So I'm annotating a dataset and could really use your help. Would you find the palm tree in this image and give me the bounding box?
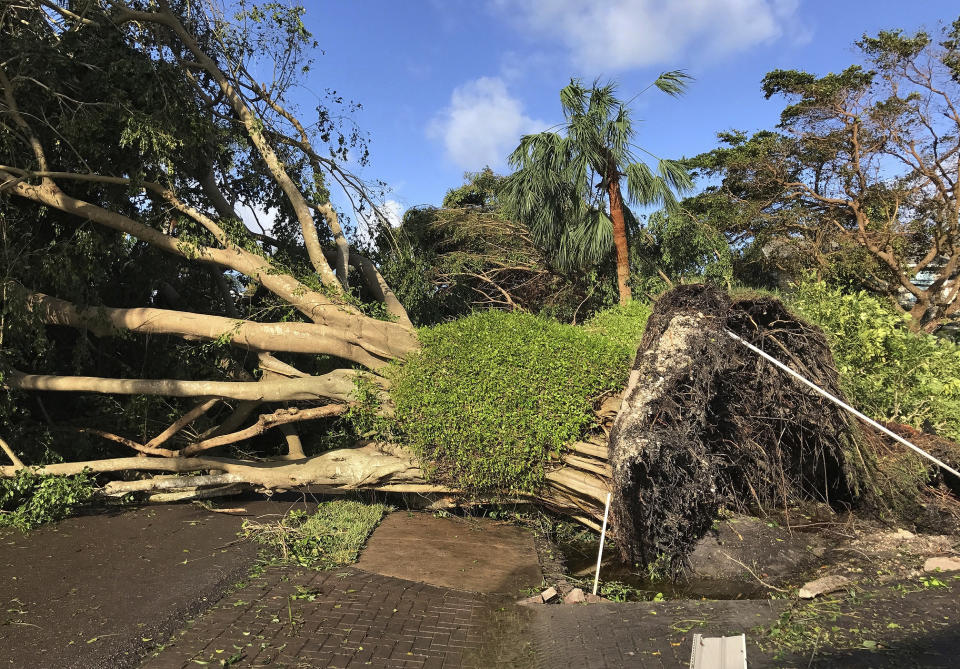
[501,74,693,304]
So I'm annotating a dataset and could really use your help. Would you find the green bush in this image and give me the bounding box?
[790,281,960,441]
[389,306,650,493]
[240,501,387,570]
[0,469,95,531]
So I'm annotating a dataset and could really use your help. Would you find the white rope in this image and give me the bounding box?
[592,492,612,596]
[725,329,960,483]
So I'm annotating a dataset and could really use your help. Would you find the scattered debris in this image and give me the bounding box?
[923,557,960,572]
[798,575,852,599]
[563,587,586,604]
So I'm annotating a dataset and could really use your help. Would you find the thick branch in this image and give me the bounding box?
[19,285,414,368]
[146,398,220,450]
[5,368,366,403]
[0,442,426,490]
[0,176,417,362]
[0,437,24,469]
[114,2,342,292]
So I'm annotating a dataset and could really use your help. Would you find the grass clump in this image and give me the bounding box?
[389,306,651,494]
[0,469,95,531]
[790,280,960,441]
[240,500,387,570]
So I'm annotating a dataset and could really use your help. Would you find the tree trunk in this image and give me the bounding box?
[607,166,632,305]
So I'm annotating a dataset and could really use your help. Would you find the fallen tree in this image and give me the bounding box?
[0,1,615,527]
[0,1,413,461]
[1,3,957,574]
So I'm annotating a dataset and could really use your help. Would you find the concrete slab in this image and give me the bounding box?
[357,512,542,594]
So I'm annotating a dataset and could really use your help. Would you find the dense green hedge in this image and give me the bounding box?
[790,281,960,442]
[389,302,651,493]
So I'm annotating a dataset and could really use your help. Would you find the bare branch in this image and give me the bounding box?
[4,368,368,403]
[181,404,346,456]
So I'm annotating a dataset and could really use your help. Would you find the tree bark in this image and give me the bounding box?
[15,284,413,370]
[607,166,632,304]
[4,368,370,403]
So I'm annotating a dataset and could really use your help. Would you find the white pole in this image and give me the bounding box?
[592,491,612,596]
[725,329,960,483]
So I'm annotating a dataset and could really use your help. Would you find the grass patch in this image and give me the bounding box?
[240,501,388,570]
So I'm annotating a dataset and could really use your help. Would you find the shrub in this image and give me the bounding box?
[790,281,960,441]
[240,500,387,570]
[582,300,653,351]
[389,306,651,493]
[0,469,95,531]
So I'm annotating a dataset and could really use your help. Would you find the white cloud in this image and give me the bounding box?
[493,0,802,71]
[427,77,547,170]
[379,199,404,228]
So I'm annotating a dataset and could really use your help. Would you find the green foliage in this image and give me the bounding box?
[0,470,95,531]
[376,184,618,325]
[441,167,502,208]
[345,374,392,438]
[582,300,653,351]
[631,209,734,295]
[389,307,650,493]
[790,281,960,441]
[240,501,387,570]
[685,18,960,329]
[501,77,693,275]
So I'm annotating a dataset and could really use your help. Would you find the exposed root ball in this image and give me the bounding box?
[610,285,867,575]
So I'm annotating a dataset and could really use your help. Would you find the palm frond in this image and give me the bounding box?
[653,70,693,97]
[657,159,694,194]
[560,79,588,119]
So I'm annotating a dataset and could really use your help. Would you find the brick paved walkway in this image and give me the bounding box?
[142,567,496,669]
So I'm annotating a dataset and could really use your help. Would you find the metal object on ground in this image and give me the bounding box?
[689,633,747,669]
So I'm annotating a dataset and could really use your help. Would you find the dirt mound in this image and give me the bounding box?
[609,285,871,575]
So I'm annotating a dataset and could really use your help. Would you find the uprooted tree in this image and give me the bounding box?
[1,1,957,572]
[0,0,616,519]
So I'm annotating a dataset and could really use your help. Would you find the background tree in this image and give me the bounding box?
[500,76,693,304]
[376,169,617,325]
[686,19,960,332]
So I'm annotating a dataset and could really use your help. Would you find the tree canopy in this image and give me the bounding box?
[685,19,960,331]
[0,0,414,468]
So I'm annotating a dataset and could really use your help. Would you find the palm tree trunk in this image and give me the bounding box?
[607,169,633,304]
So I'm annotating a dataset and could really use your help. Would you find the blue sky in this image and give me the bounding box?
[282,1,960,233]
